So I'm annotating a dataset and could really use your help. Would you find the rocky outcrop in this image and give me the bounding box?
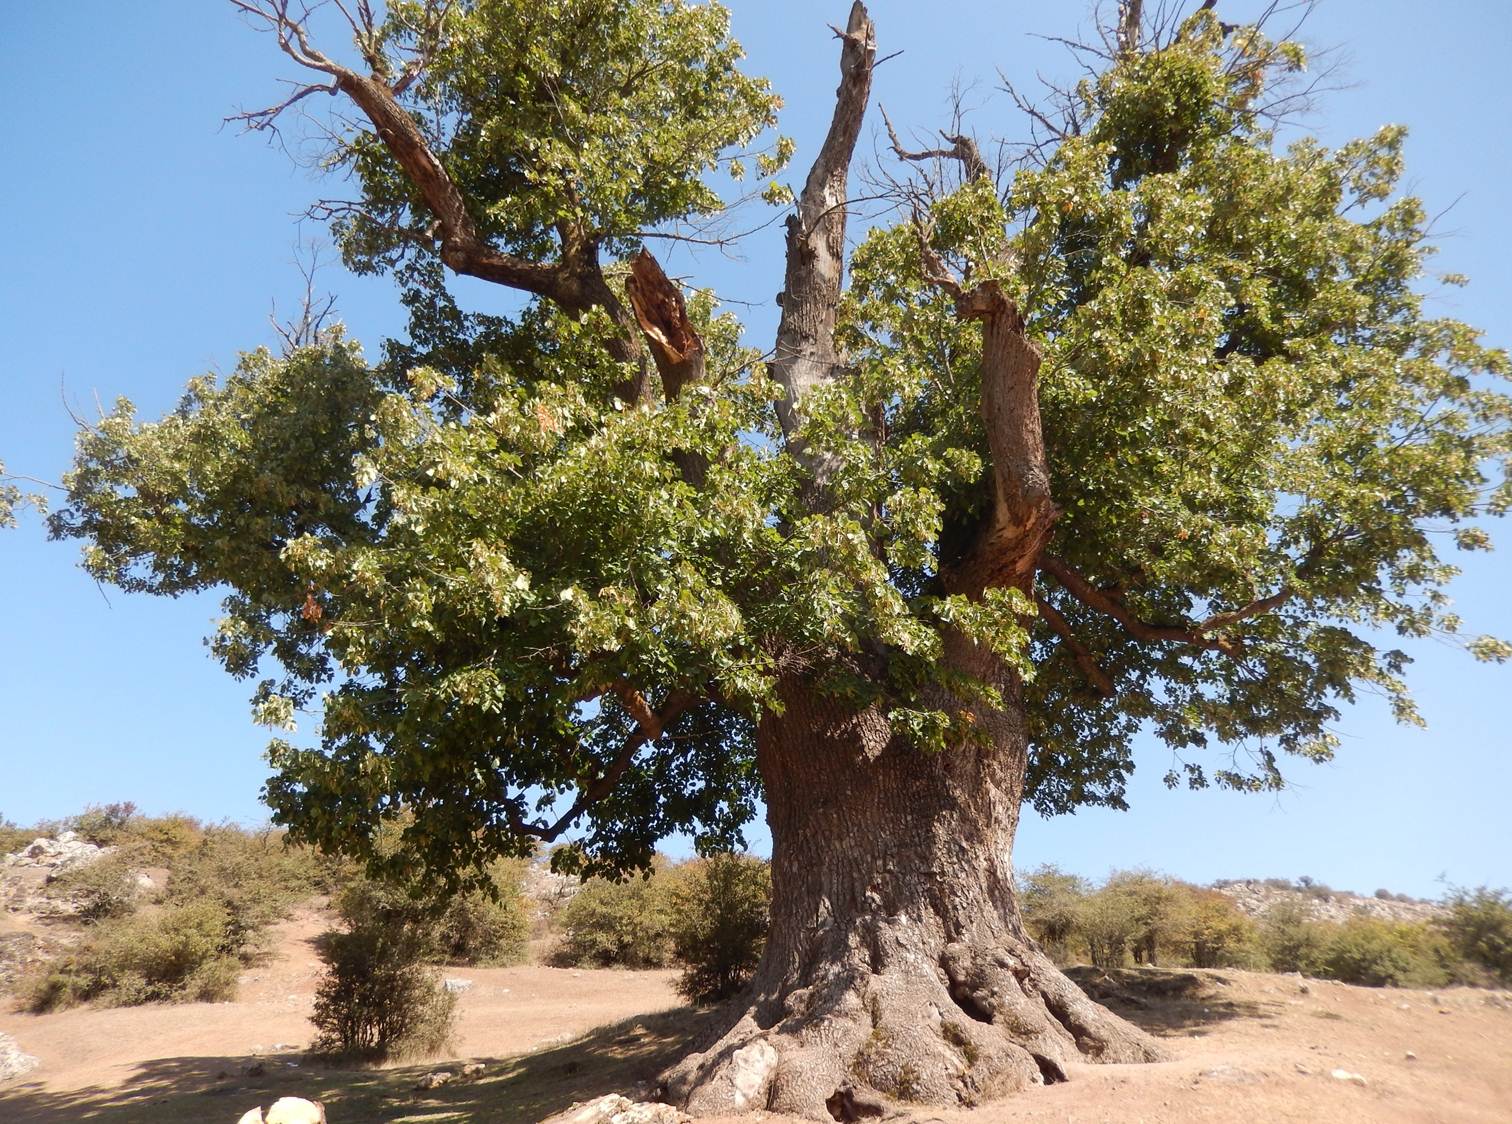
[3,831,111,874]
[0,1032,39,1084]
[1213,880,1447,925]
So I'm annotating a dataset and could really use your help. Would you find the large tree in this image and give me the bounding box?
[52,0,1510,1116]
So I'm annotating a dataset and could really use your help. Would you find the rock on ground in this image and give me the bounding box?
[0,1032,40,1084]
[538,1093,691,1124]
[237,1096,326,1123]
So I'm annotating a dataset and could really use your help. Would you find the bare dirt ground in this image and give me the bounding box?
[1,907,1509,1123]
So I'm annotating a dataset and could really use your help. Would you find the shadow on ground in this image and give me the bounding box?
[1065,965,1282,1038]
[0,1006,724,1124]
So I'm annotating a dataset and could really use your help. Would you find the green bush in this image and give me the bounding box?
[310,921,456,1060]
[334,858,530,967]
[1077,885,1140,970]
[1439,886,1512,985]
[1103,871,1191,967]
[553,864,677,968]
[44,854,144,923]
[25,900,241,1011]
[121,813,205,865]
[1317,916,1454,988]
[163,826,322,958]
[0,816,33,855]
[64,802,139,847]
[1259,900,1329,975]
[1184,889,1260,969]
[667,854,770,1004]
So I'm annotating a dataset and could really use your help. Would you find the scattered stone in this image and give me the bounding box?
[0,1032,39,1084]
[537,1093,691,1124]
[241,1062,266,1078]
[415,1070,455,1091]
[1404,1051,1418,1062]
[1330,1068,1368,1087]
[1398,1002,1411,1010]
[461,1062,487,1078]
[1197,1064,1261,1085]
[1297,982,1311,995]
[443,977,473,993]
[1294,1063,1312,1075]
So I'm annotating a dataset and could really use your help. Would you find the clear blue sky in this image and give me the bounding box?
[1,2,1507,898]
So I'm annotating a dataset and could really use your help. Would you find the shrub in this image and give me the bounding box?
[64,802,139,846]
[667,854,771,1004]
[310,921,456,1060]
[1438,886,1512,984]
[122,813,205,865]
[0,816,33,855]
[432,880,530,966]
[44,853,144,923]
[1184,890,1260,969]
[334,858,530,967]
[163,826,322,958]
[1019,866,1090,964]
[1317,916,1454,988]
[553,863,677,968]
[1260,900,1328,975]
[25,901,240,1011]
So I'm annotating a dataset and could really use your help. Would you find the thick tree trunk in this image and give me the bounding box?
[662,647,1164,1119]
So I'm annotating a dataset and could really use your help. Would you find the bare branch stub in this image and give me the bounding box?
[770,1,877,458]
[626,248,706,401]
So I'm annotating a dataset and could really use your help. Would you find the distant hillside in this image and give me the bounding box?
[1212,878,1447,925]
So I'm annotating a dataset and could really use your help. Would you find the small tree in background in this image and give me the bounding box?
[1260,900,1329,976]
[553,862,679,969]
[310,922,456,1060]
[1020,866,1091,964]
[1184,890,1258,969]
[669,854,772,1004]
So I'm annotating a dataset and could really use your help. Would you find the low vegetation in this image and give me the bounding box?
[550,853,771,1004]
[6,805,1509,1027]
[310,917,457,1061]
[1020,866,1512,989]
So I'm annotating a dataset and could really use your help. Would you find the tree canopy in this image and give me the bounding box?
[51,0,1510,886]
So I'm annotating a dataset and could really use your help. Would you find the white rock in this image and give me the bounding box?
[1330,1068,1368,1087]
[538,1093,691,1124]
[444,977,474,993]
[264,1097,326,1123]
[1404,1050,1418,1061]
[727,1039,779,1110]
[0,1032,39,1084]
[236,1109,264,1124]
[415,1070,454,1090]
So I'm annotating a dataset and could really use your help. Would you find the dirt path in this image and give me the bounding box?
[1,911,1508,1123]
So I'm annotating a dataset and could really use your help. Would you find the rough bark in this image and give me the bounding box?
[662,640,1165,1119]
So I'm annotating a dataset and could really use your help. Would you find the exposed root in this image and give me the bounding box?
[661,934,1166,1120]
